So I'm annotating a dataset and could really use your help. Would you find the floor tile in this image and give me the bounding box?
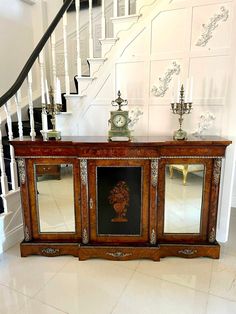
[0,245,72,297]
[0,284,28,314]
[112,271,208,314]
[210,253,236,301]
[137,257,213,292]
[35,259,134,314]
[17,298,67,314]
[206,294,236,314]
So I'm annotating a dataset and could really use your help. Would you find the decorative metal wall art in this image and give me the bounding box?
[192,112,216,136]
[196,6,229,47]
[17,158,26,184]
[151,61,180,97]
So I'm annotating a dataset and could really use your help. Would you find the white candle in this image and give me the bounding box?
[171,81,175,103]
[42,110,48,132]
[45,79,50,104]
[184,78,189,103]
[56,77,62,104]
[176,78,180,102]
[189,77,193,102]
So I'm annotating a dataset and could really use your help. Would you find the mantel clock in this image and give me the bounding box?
[108,91,131,141]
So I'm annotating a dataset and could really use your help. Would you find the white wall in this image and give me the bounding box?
[232,171,236,207]
[0,0,35,96]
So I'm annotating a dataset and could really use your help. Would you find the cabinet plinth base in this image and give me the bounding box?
[78,245,160,261]
[20,241,78,257]
[20,242,220,260]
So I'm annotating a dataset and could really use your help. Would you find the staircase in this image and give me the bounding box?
[0,0,170,252]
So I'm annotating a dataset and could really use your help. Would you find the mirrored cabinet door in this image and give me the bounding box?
[35,163,75,233]
[164,163,205,234]
[158,159,212,242]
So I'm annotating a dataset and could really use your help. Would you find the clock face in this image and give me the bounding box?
[113,114,126,128]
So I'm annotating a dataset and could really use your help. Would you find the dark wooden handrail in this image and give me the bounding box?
[0,0,74,107]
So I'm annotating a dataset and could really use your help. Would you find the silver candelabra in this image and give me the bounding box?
[171,84,192,140]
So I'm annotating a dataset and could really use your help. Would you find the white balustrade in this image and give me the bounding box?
[27,70,36,139]
[4,101,19,190]
[39,53,48,132]
[89,0,94,58]
[15,89,23,140]
[113,0,118,17]
[75,0,82,77]
[0,116,9,202]
[50,32,57,100]
[101,0,106,39]
[63,12,70,94]
[125,0,130,15]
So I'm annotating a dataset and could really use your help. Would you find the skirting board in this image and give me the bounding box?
[232,197,236,208]
[0,224,24,254]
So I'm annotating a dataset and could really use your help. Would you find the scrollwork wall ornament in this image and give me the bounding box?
[150,229,156,245]
[17,159,26,184]
[196,6,229,47]
[82,228,89,244]
[80,159,88,186]
[192,112,216,136]
[209,227,216,243]
[213,159,222,185]
[151,61,180,97]
[151,159,158,187]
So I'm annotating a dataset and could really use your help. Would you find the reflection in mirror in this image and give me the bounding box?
[164,164,205,234]
[35,164,75,233]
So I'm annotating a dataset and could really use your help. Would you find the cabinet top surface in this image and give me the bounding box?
[11,136,231,146]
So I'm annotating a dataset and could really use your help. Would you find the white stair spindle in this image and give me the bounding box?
[0,116,9,200]
[39,52,48,132]
[15,90,23,140]
[125,0,129,15]
[27,70,36,139]
[75,0,82,77]
[50,33,57,100]
[4,101,18,190]
[63,12,70,94]
[101,0,106,39]
[113,0,118,17]
[89,0,94,58]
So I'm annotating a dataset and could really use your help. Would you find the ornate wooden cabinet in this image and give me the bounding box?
[11,136,231,261]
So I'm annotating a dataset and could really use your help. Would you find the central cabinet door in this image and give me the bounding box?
[88,159,150,243]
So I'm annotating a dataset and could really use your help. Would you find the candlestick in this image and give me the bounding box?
[45,79,50,104]
[171,84,193,140]
[56,78,62,104]
[189,77,193,102]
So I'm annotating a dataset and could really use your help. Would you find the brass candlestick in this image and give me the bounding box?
[42,87,62,140]
[171,84,192,140]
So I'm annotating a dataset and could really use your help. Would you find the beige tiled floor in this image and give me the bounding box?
[0,209,235,314]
